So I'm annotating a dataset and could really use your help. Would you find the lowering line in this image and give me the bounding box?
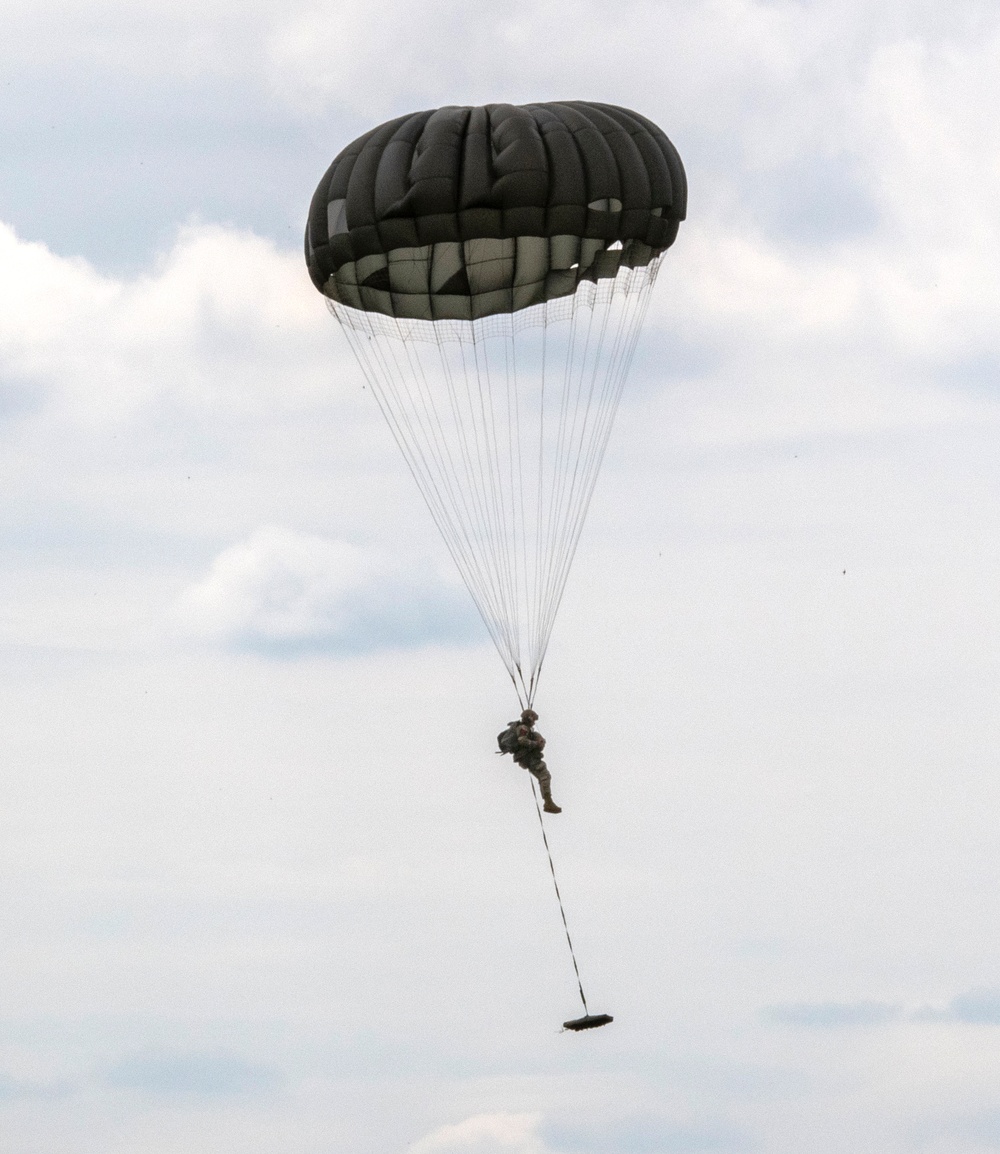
[528,775,589,1014]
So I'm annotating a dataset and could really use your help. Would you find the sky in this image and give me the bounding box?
[4,0,1000,1151]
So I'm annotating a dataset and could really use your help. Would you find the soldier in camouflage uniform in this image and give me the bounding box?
[497,708,561,813]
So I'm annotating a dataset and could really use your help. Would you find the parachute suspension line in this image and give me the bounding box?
[329,256,662,707]
[433,316,522,694]
[422,325,520,672]
[468,326,529,700]
[533,278,655,680]
[535,294,586,673]
[535,284,601,667]
[341,321,517,679]
[430,324,522,672]
[538,279,642,650]
[527,309,551,709]
[536,289,604,685]
[449,330,516,672]
[529,774,589,1014]
[471,324,522,685]
[525,265,663,693]
[503,317,527,690]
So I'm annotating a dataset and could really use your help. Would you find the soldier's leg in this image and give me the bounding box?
[529,760,561,813]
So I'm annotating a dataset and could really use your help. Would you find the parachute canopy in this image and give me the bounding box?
[306,102,686,322]
[306,103,684,705]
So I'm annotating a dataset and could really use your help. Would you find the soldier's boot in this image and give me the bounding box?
[534,764,562,814]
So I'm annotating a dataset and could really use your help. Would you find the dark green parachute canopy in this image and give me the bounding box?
[305,101,687,322]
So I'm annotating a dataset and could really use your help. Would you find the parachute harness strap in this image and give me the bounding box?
[529,775,589,1014]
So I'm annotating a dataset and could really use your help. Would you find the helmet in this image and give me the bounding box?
[521,709,539,724]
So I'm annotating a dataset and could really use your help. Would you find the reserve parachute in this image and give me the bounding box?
[305,101,686,706]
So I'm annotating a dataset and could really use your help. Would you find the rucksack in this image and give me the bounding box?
[497,724,520,755]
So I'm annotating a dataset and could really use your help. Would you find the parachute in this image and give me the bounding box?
[306,101,685,1032]
[306,101,686,706]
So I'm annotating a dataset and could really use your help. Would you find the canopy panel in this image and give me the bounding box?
[306,102,686,322]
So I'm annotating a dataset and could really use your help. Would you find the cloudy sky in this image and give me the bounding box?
[4,1,1000,1151]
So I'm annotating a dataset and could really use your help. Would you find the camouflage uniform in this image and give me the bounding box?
[498,709,561,813]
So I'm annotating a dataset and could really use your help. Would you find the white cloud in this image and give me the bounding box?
[3,5,999,454]
[855,33,1000,362]
[411,1113,546,1154]
[0,0,296,78]
[265,0,813,121]
[915,990,1000,1025]
[0,220,342,428]
[173,525,477,652]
